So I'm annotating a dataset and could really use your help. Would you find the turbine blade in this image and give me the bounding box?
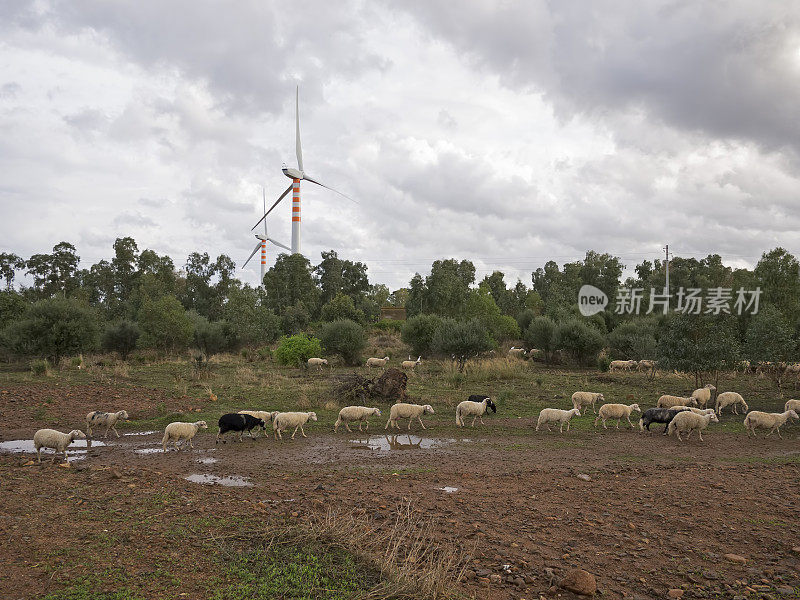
[303,174,357,204]
[251,184,293,231]
[242,241,262,268]
[267,238,291,252]
[296,85,303,173]
[262,186,267,236]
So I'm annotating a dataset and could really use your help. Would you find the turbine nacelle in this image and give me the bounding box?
[282,166,304,180]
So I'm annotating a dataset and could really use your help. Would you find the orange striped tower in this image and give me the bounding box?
[259,239,266,283]
[291,178,301,254]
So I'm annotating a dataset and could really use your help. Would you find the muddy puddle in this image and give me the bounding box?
[0,439,106,461]
[197,457,219,465]
[185,474,252,487]
[349,435,469,453]
[124,430,158,436]
[438,486,459,493]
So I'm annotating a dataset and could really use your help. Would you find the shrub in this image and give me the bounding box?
[274,333,322,367]
[102,320,140,360]
[516,308,538,334]
[597,355,612,372]
[137,295,193,353]
[194,318,239,357]
[431,318,494,372]
[30,359,49,376]
[375,319,403,333]
[281,302,311,335]
[523,316,557,362]
[320,319,366,366]
[607,319,657,360]
[4,297,99,364]
[401,314,444,356]
[554,319,605,366]
[320,293,365,324]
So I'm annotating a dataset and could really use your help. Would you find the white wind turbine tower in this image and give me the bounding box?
[243,188,291,285]
[251,86,353,255]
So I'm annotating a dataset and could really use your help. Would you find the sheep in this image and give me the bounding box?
[656,395,698,409]
[334,406,382,432]
[535,408,581,433]
[743,410,799,439]
[609,360,637,372]
[637,359,656,373]
[366,356,390,368]
[667,411,719,442]
[691,384,717,409]
[385,403,435,431]
[307,357,328,370]
[33,429,86,463]
[238,410,278,438]
[571,391,605,415]
[594,403,641,429]
[783,399,800,414]
[455,395,497,427]
[216,413,266,444]
[639,408,685,435]
[715,391,748,415]
[273,411,318,440]
[85,410,129,439]
[162,421,208,451]
[401,356,422,369]
[508,346,527,358]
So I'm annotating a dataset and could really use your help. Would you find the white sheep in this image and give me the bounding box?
[637,359,656,373]
[667,411,719,442]
[676,407,717,416]
[307,357,328,370]
[455,396,497,427]
[656,395,698,409]
[783,399,800,413]
[715,391,748,415]
[401,356,422,369]
[743,410,799,439]
[33,429,86,463]
[691,384,717,409]
[385,403,435,431]
[85,410,129,438]
[162,421,208,451]
[238,410,279,438]
[273,411,318,440]
[366,356,390,368]
[334,406,382,432]
[535,408,581,433]
[571,391,605,414]
[594,403,641,429]
[609,360,637,372]
[508,346,527,358]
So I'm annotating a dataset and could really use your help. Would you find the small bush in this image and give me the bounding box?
[70,355,83,368]
[375,319,403,333]
[597,355,612,372]
[320,319,366,366]
[30,359,49,376]
[256,346,272,361]
[555,319,605,366]
[102,320,140,360]
[194,318,239,357]
[401,314,444,356]
[274,334,322,367]
[516,308,538,334]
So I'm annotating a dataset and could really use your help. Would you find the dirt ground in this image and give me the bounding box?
[1,382,799,599]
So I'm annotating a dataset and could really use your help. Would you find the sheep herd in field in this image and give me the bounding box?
[22,353,800,463]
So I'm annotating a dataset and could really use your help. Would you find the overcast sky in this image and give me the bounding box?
[1,1,799,290]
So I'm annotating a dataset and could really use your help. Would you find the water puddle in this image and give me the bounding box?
[438,486,459,493]
[185,474,252,487]
[124,430,157,436]
[197,457,219,465]
[349,435,469,452]
[0,438,106,461]
[134,448,164,455]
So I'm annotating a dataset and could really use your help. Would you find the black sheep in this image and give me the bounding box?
[639,408,684,435]
[468,394,497,413]
[216,413,266,444]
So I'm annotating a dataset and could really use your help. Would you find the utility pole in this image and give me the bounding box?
[663,244,671,296]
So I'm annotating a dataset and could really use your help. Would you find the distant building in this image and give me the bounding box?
[380,307,406,321]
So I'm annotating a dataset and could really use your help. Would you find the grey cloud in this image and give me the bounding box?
[112,211,158,228]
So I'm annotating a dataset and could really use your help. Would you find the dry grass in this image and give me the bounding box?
[296,393,311,410]
[441,357,529,385]
[324,400,339,411]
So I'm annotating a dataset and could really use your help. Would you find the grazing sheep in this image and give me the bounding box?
[85,410,129,438]
[216,413,266,444]
[238,410,278,438]
[594,403,641,430]
[535,408,581,433]
[334,406,382,432]
[571,391,605,414]
[307,357,328,370]
[385,403,435,431]
[366,356,390,368]
[609,360,637,372]
[33,429,86,463]
[162,421,208,451]
[637,359,656,373]
[401,356,422,369]
[715,391,748,415]
[656,395,698,409]
[783,399,800,413]
[508,346,527,358]
[743,410,799,439]
[639,408,685,435]
[273,411,318,440]
[691,384,717,409]
[455,395,497,427]
[667,411,719,442]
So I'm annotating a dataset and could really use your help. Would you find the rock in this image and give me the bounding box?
[489,574,501,584]
[791,547,800,554]
[724,554,747,564]
[776,586,795,597]
[560,568,597,596]
[577,473,591,482]
[668,590,684,599]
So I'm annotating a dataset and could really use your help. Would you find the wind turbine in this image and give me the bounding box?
[251,85,353,255]
[243,188,290,285]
